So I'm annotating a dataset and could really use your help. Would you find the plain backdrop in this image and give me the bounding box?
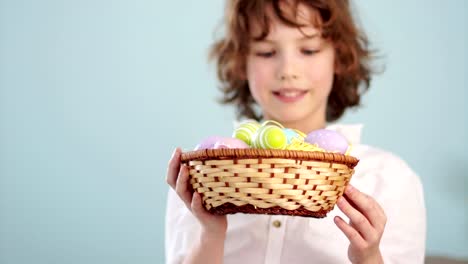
[1,0,467,263]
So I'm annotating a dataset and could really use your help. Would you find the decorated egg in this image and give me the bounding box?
[232,120,261,146]
[213,137,249,149]
[261,120,284,128]
[194,136,224,150]
[283,128,305,144]
[253,125,287,149]
[305,129,349,154]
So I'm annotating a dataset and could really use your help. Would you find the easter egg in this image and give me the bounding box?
[283,128,305,144]
[305,129,349,154]
[232,121,260,146]
[194,136,224,150]
[254,125,287,149]
[261,120,285,128]
[213,137,250,149]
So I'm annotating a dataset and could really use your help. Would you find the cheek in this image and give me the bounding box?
[246,58,273,94]
[305,51,335,94]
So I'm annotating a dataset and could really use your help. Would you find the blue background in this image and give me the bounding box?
[1,0,467,263]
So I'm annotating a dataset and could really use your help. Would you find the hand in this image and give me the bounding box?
[166,147,227,237]
[334,184,386,264]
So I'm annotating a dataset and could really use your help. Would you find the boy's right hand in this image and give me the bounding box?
[166,147,227,238]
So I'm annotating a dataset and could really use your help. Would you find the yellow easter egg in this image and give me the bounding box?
[254,125,287,150]
[261,120,284,129]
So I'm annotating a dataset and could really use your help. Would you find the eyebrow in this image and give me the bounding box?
[252,33,319,43]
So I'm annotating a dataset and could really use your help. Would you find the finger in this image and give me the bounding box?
[334,215,366,248]
[166,147,182,189]
[337,196,374,240]
[191,192,211,221]
[345,185,386,229]
[175,164,193,209]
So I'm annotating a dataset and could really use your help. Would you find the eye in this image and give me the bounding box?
[255,51,276,58]
[301,49,318,55]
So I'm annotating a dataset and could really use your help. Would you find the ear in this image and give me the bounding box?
[332,45,344,75]
[238,71,247,81]
[334,59,344,75]
[332,54,339,74]
[237,62,248,81]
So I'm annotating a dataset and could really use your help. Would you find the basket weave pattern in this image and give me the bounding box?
[181,149,358,218]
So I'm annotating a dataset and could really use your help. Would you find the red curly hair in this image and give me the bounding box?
[210,0,374,122]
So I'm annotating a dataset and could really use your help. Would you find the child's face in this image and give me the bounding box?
[246,3,335,132]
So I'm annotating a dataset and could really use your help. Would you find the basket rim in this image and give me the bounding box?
[181,148,359,168]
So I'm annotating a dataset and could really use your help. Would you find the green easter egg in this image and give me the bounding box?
[255,125,287,149]
[233,122,260,146]
[261,120,284,129]
[252,131,263,149]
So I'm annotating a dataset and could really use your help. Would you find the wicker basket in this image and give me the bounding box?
[181,148,359,218]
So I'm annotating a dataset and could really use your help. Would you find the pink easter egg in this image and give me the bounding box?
[305,129,349,154]
[213,137,250,149]
[194,136,224,150]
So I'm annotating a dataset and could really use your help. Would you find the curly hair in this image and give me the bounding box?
[209,0,374,122]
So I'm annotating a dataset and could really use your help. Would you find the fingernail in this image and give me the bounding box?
[194,192,201,201]
[171,147,179,158]
[345,184,355,194]
[337,197,344,205]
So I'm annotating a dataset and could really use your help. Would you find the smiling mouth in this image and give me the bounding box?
[272,89,308,103]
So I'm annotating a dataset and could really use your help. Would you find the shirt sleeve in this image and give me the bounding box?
[164,189,201,264]
[373,153,426,264]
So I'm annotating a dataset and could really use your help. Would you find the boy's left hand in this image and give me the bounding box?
[334,184,386,264]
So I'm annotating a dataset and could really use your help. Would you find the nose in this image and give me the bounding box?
[278,53,298,81]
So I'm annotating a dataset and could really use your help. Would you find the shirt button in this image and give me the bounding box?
[272,220,281,228]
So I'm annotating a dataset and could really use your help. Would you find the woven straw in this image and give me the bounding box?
[181,148,359,218]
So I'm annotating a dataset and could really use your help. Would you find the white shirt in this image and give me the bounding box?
[165,124,426,264]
